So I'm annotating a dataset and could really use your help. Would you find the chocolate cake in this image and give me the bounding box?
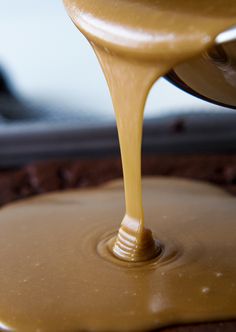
[0,153,236,331]
[1,154,236,206]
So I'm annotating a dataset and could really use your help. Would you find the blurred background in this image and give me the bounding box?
[1,1,236,167]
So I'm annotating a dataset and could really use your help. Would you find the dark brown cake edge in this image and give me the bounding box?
[1,154,236,206]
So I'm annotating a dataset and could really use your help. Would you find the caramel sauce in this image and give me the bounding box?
[0,1,236,331]
[64,0,236,261]
[0,179,236,331]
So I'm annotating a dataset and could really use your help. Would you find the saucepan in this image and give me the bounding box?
[166,26,236,109]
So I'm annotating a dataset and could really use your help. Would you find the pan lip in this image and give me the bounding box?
[165,70,236,110]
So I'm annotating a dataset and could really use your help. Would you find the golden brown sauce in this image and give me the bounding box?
[0,1,236,331]
[0,179,236,332]
[64,0,236,261]
[93,51,164,262]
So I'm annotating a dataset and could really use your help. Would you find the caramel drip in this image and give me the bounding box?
[93,48,169,261]
[64,0,236,262]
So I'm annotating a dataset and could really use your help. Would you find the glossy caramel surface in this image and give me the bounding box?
[0,179,236,331]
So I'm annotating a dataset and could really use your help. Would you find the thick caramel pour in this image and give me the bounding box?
[93,50,166,261]
[65,0,236,262]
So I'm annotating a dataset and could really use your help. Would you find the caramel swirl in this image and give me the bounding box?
[111,214,161,262]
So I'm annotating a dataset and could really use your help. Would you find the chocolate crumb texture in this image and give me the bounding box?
[1,154,236,206]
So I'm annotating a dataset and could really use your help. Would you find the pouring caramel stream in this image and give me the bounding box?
[93,51,166,261]
[65,0,236,262]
